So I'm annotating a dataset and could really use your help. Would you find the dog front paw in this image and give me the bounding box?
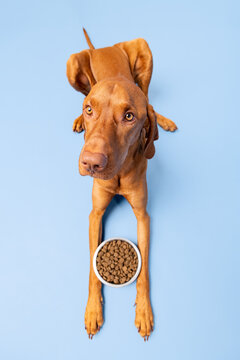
[161,118,178,132]
[155,112,178,132]
[85,294,104,339]
[135,296,154,341]
[72,114,84,133]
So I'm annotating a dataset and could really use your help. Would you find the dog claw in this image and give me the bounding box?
[133,302,136,307]
[147,335,149,341]
[138,327,140,332]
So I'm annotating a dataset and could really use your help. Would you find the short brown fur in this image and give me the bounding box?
[66,29,177,340]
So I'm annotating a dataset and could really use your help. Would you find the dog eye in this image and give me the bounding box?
[124,112,134,121]
[86,106,93,115]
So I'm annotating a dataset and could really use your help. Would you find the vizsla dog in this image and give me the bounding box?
[66,29,177,340]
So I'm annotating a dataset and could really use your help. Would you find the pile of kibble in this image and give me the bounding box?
[96,240,138,285]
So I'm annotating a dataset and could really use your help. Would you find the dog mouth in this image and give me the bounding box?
[88,169,105,178]
[90,172,114,180]
[78,160,111,178]
[79,160,119,180]
[80,168,116,180]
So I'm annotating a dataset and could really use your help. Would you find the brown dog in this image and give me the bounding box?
[66,28,177,340]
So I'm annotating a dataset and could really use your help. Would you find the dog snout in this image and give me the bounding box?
[81,151,108,173]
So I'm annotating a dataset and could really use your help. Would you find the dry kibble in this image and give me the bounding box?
[96,240,139,285]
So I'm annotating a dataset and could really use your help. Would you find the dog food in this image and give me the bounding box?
[96,240,138,285]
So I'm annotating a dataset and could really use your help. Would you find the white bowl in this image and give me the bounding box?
[93,237,142,288]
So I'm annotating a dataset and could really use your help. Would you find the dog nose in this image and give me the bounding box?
[81,151,108,173]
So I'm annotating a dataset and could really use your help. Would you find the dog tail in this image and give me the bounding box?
[83,28,95,49]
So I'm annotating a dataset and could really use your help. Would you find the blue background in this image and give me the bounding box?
[0,0,239,359]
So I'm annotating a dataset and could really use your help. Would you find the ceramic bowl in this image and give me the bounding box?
[93,237,142,288]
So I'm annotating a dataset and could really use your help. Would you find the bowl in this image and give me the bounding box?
[93,237,142,288]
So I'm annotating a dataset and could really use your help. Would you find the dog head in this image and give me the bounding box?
[66,39,158,180]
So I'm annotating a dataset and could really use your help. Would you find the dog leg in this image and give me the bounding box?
[84,180,114,338]
[134,208,154,340]
[155,111,178,132]
[125,180,154,340]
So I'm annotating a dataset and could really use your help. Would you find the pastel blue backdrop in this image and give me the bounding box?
[0,1,239,359]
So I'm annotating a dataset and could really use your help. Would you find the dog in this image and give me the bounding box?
[66,28,177,340]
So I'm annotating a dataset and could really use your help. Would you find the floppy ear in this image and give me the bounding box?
[66,50,96,96]
[115,38,153,97]
[143,104,159,159]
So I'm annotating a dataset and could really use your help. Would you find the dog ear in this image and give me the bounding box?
[66,50,96,96]
[115,38,153,97]
[143,104,159,159]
